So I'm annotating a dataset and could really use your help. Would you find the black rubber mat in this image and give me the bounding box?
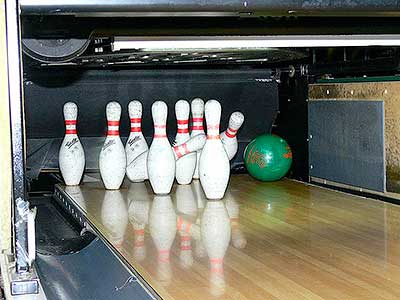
[30,196,95,255]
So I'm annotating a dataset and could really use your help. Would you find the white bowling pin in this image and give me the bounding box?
[128,183,151,261]
[147,101,176,195]
[101,190,128,249]
[149,195,177,286]
[201,201,231,297]
[125,100,149,182]
[225,194,247,249]
[199,100,230,200]
[175,100,196,185]
[99,101,126,190]
[172,134,206,160]
[221,111,245,160]
[59,102,85,186]
[190,98,205,179]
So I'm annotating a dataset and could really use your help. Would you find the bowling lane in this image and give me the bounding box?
[59,174,400,300]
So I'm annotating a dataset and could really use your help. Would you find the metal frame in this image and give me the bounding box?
[5,0,40,295]
[18,0,400,17]
[6,0,28,273]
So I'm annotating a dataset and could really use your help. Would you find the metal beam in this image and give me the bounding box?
[5,0,28,273]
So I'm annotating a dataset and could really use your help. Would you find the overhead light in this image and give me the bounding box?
[112,35,400,52]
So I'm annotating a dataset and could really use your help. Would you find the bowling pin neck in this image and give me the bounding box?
[107,120,120,136]
[173,143,189,159]
[191,117,204,133]
[158,249,170,262]
[153,123,167,138]
[130,118,142,133]
[207,123,220,139]
[210,258,224,274]
[180,235,192,251]
[177,119,189,134]
[224,127,238,138]
[65,119,77,135]
[230,217,239,228]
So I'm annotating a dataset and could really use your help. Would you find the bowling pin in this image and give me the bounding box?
[201,201,231,297]
[190,98,205,179]
[225,194,247,249]
[149,195,177,286]
[125,100,149,182]
[99,101,126,190]
[172,134,206,161]
[221,111,245,160]
[59,102,85,186]
[174,100,196,185]
[101,190,128,249]
[128,183,151,261]
[199,100,230,200]
[147,101,176,195]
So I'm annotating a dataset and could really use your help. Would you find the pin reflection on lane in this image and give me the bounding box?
[101,190,128,250]
[127,182,151,261]
[225,192,247,249]
[149,194,177,286]
[175,184,198,268]
[201,200,231,297]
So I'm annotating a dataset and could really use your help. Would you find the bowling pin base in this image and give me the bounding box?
[176,180,192,185]
[131,179,145,183]
[153,191,171,195]
[64,183,81,187]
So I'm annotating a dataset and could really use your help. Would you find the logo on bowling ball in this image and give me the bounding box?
[283,146,292,159]
[245,144,266,168]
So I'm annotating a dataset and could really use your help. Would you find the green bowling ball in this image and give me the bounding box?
[244,134,292,181]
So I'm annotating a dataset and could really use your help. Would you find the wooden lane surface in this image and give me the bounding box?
[61,174,400,300]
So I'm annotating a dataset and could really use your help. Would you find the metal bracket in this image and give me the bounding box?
[10,267,39,295]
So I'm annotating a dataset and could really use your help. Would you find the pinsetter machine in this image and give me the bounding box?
[3,1,400,299]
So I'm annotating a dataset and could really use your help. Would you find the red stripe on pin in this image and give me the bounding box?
[181,236,191,241]
[173,145,182,158]
[207,135,220,140]
[107,121,119,126]
[130,118,141,123]
[107,130,119,136]
[130,127,141,132]
[65,120,77,125]
[154,124,166,128]
[177,119,189,125]
[177,128,189,134]
[225,131,236,138]
[134,241,145,247]
[134,229,145,235]
[207,124,219,130]
[65,129,77,134]
[191,125,204,130]
[177,216,183,230]
[181,143,189,155]
[154,134,167,138]
[192,118,203,122]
